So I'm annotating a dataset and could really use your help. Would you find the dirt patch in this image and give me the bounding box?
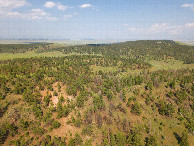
[48,116,82,142]
[40,82,74,106]
[52,96,59,105]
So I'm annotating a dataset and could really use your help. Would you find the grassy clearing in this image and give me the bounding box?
[0,52,95,60]
[91,59,194,78]
[0,51,65,60]
[149,60,194,71]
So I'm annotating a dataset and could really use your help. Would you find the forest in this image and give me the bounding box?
[0,40,193,145]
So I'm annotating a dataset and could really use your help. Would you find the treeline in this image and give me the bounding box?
[1,40,194,63]
[0,43,50,53]
[37,40,194,64]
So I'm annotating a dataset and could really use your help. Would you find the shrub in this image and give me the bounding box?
[82,125,93,136]
[52,120,61,129]
[76,95,84,107]
[19,119,29,129]
[131,102,142,116]
[93,95,105,112]
[180,131,189,146]
[158,100,175,117]
[53,90,58,96]
[145,135,158,146]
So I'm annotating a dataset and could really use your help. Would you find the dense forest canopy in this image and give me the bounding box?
[0,40,193,145]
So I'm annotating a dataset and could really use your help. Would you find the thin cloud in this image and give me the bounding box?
[44,2,56,8]
[57,5,67,11]
[31,9,47,16]
[64,14,72,20]
[185,22,194,28]
[45,16,58,21]
[44,1,68,11]
[0,0,28,16]
[0,0,28,9]
[182,3,194,11]
[4,8,59,21]
[80,4,92,8]
[127,22,194,36]
[128,23,183,35]
[6,11,22,17]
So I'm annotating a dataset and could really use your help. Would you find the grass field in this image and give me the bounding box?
[149,60,194,71]
[91,59,194,77]
[0,51,97,60]
[0,51,66,60]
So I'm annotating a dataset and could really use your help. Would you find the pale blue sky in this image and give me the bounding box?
[0,0,193,40]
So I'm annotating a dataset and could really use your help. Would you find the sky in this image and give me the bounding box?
[0,0,194,40]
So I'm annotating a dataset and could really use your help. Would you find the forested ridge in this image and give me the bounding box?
[1,40,194,63]
[38,40,194,64]
[0,40,193,145]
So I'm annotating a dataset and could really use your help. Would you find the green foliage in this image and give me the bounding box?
[53,90,58,96]
[174,90,187,104]
[34,69,44,82]
[59,95,65,103]
[56,101,70,118]
[43,92,52,107]
[169,79,176,89]
[131,102,142,116]
[127,96,135,107]
[117,103,127,113]
[131,133,142,146]
[145,136,158,146]
[145,95,155,105]
[19,119,29,129]
[52,120,61,129]
[116,132,126,146]
[0,123,18,144]
[93,95,105,112]
[110,132,116,146]
[145,81,153,90]
[32,126,44,135]
[76,95,84,107]
[180,131,189,146]
[0,126,8,144]
[0,43,51,53]
[57,82,61,92]
[84,138,92,146]
[63,105,70,117]
[82,125,93,136]
[66,84,77,96]
[120,89,126,102]
[32,104,43,118]
[158,100,175,117]
[68,133,83,146]
[52,135,66,146]
[70,115,82,127]
[0,102,9,118]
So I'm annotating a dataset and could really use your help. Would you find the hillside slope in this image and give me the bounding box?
[0,41,193,145]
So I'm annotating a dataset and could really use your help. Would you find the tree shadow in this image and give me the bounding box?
[173,132,181,144]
